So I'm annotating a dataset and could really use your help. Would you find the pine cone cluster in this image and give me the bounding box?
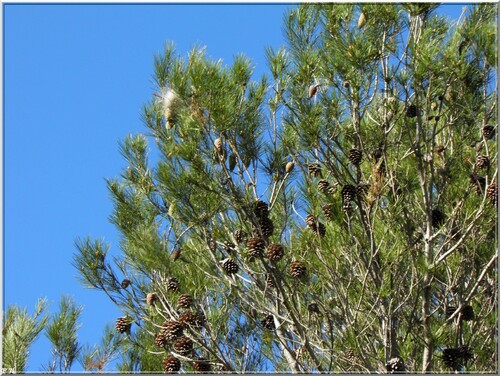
[308,162,322,177]
[193,358,211,373]
[178,294,193,309]
[386,357,405,373]
[482,125,495,140]
[348,149,363,165]
[222,258,239,274]
[305,214,326,237]
[115,317,131,334]
[121,279,130,289]
[247,237,266,257]
[162,355,181,373]
[289,261,307,278]
[486,183,497,205]
[261,314,275,330]
[266,243,284,262]
[475,155,490,169]
[167,277,180,292]
[173,336,193,356]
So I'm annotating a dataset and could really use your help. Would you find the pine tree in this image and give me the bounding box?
[73,3,497,373]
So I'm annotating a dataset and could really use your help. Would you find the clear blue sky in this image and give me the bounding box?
[3,3,466,372]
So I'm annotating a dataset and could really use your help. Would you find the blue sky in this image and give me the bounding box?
[4,2,467,372]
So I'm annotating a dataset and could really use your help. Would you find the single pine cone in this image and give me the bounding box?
[314,221,326,237]
[342,185,357,203]
[461,305,474,321]
[155,331,167,348]
[307,303,319,313]
[254,200,269,219]
[193,358,212,373]
[222,258,239,274]
[234,230,247,245]
[285,161,295,173]
[173,336,193,356]
[146,293,157,306]
[257,216,274,238]
[431,209,445,228]
[162,355,181,373]
[167,277,180,292]
[115,317,131,334]
[266,243,284,262]
[214,138,223,154]
[178,294,193,309]
[322,204,335,221]
[486,183,497,205]
[482,125,495,140]
[121,279,130,289]
[345,349,356,364]
[318,179,331,193]
[386,357,405,373]
[162,321,184,341]
[308,162,322,177]
[261,314,275,330]
[475,155,490,169]
[406,104,418,118]
[247,237,266,257]
[348,149,363,165]
[305,214,316,227]
[442,348,461,369]
[307,84,319,99]
[289,261,307,278]
[172,248,182,262]
[178,311,205,329]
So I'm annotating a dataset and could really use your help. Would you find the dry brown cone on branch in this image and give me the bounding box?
[486,183,497,205]
[146,293,158,306]
[115,317,131,334]
[173,336,194,356]
[222,258,239,274]
[161,321,184,341]
[162,355,181,373]
[155,331,167,348]
[289,261,307,278]
[266,243,284,262]
[307,84,319,99]
[167,277,180,292]
[234,230,247,245]
[285,161,295,173]
[254,200,269,219]
[348,149,363,165]
[172,248,182,262]
[121,279,130,289]
[261,314,276,330]
[178,294,193,309]
[482,125,496,140]
[475,155,490,169]
[318,179,331,193]
[265,274,275,289]
[247,237,266,257]
[193,358,212,373]
[322,204,334,221]
[308,162,322,177]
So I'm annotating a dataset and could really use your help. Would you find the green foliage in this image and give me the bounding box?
[74,3,497,373]
[44,296,83,372]
[2,299,49,373]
